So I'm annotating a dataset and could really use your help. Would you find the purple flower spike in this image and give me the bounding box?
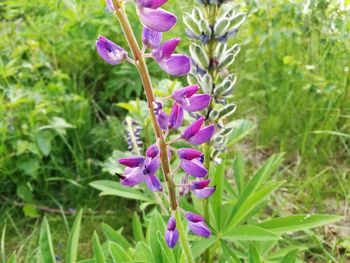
[96,36,127,65]
[119,157,145,168]
[193,186,216,198]
[172,85,211,112]
[139,8,177,32]
[146,144,159,158]
[169,104,184,129]
[145,175,162,192]
[185,212,211,238]
[142,27,162,49]
[182,117,205,140]
[178,148,207,178]
[159,54,191,76]
[152,38,181,61]
[165,216,179,248]
[138,0,168,9]
[188,125,215,145]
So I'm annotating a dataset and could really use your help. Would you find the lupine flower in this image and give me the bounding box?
[142,27,162,49]
[182,117,215,145]
[96,36,127,65]
[185,212,211,238]
[136,0,177,32]
[156,103,184,131]
[191,180,216,198]
[165,216,179,248]
[172,85,211,112]
[151,37,191,76]
[118,146,162,191]
[178,148,207,178]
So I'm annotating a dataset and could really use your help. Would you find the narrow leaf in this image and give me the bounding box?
[281,249,299,263]
[109,242,132,262]
[102,223,131,250]
[157,231,176,263]
[233,151,244,193]
[223,225,281,241]
[39,217,56,263]
[248,244,261,263]
[192,237,217,259]
[92,232,106,263]
[66,209,83,263]
[132,212,144,242]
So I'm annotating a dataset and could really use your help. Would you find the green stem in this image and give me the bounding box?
[175,210,194,263]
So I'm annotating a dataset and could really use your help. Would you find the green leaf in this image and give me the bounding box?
[281,249,299,263]
[39,217,55,263]
[92,232,106,263]
[23,204,39,218]
[147,211,165,263]
[102,223,130,250]
[134,242,154,262]
[220,241,241,263]
[233,151,244,193]
[223,225,281,241]
[248,244,261,263]
[157,231,176,263]
[6,253,17,263]
[225,181,284,229]
[66,209,83,263]
[227,119,254,146]
[210,163,225,231]
[191,237,217,259]
[258,215,343,234]
[132,212,144,242]
[36,131,52,156]
[109,242,132,263]
[90,180,154,202]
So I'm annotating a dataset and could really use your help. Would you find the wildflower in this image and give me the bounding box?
[96,36,127,65]
[165,216,179,248]
[172,85,211,112]
[178,148,207,178]
[142,27,162,49]
[156,103,184,131]
[182,117,215,145]
[185,212,211,238]
[191,180,216,198]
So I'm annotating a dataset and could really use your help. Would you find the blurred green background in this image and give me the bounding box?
[0,0,349,261]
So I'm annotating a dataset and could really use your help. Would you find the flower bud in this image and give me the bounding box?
[214,74,236,98]
[199,19,212,36]
[217,103,236,120]
[190,43,210,69]
[187,73,199,86]
[96,36,127,65]
[209,110,219,121]
[214,42,227,61]
[214,17,230,37]
[184,13,201,35]
[201,73,213,94]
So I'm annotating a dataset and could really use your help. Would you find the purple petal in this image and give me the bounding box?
[152,38,180,61]
[96,35,127,65]
[185,211,204,222]
[158,54,191,76]
[137,0,168,8]
[165,228,179,249]
[105,0,114,11]
[193,186,216,198]
[191,179,211,190]
[157,110,170,130]
[172,85,199,102]
[169,103,184,129]
[139,7,177,32]
[182,94,211,112]
[180,159,208,178]
[121,168,145,187]
[188,221,211,238]
[178,148,203,160]
[188,125,215,145]
[142,27,162,49]
[144,157,160,175]
[167,216,176,230]
[181,116,205,140]
[145,175,162,192]
[119,157,145,168]
[146,144,159,158]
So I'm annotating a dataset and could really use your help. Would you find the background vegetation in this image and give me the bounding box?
[0,0,349,261]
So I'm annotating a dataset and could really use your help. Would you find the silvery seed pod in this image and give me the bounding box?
[190,43,210,69]
[214,74,236,98]
[199,19,212,37]
[184,13,201,35]
[192,7,204,20]
[201,73,213,94]
[229,12,246,29]
[187,72,199,86]
[213,135,225,145]
[217,103,236,120]
[214,42,227,61]
[214,17,230,37]
[209,110,219,121]
[226,44,241,58]
[217,126,233,136]
[218,52,235,69]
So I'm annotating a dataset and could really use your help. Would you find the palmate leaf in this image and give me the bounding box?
[39,217,56,263]
[281,249,299,263]
[248,244,261,263]
[258,214,343,234]
[223,225,281,241]
[191,237,218,259]
[66,209,83,263]
[134,242,154,262]
[90,180,155,202]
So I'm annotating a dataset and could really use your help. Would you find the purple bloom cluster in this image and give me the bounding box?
[97,0,216,249]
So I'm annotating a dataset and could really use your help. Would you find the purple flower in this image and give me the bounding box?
[155,103,184,131]
[136,0,177,32]
[118,145,162,191]
[165,216,179,248]
[178,148,207,178]
[172,85,211,112]
[185,212,211,238]
[105,0,114,12]
[191,180,216,198]
[96,36,127,65]
[152,38,180,61]
[142,27,162,49]
[181,117,215,145]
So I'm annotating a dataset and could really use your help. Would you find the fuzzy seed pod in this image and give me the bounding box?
[184,13,201,35]
[190,43,210,69]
